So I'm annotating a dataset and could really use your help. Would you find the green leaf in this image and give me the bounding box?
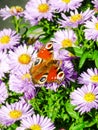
[79,52,88,68]
[65,101,79,120]
[92,50,98,60]
[92,50,98,68]
[26,25,44,37]
[39,35,53,43]
[66,47,83,57]
[69,122,85,130]
[95,58,98,68]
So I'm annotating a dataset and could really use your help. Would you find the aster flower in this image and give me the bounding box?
[84,16,98,41]
[9,68,36,100]
[24,0,55,23]
[92,0,98,12]
[0,81,8,104]
[52,29,77,50]
[8,44,37,73]
[50,0,83,12]
[53,49,76,61]
[59,8,94,28]
[0,50,10,78]
[0,5,24,20]
[70,84,98,114]
[16,114,55,130]
[0,100,34,126]
[0,28,20,50]
[78,68,98,85]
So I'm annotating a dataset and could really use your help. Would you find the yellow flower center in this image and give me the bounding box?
[0,35,10,44]
[22,73,31,80]
[18,54,31,64]
[68,52,75,57]
[10,6,23,13]
[90,75,98,82]
[70,14,82,23]
[95,23,98,30]
[62,0,70,4]
[38,3,49,13]
[30,124,41,130]
[84,92,96,102]
[62,39,72,48]
[9,110,22,119]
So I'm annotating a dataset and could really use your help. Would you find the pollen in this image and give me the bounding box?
[90,75,98,82]
[95,23,98,30]
[62,0,70,4]
[9,110,22,119]
[18,54,31,64]
[38,3,49,13]
[30,124,41,130]
[22,73,31,80]
[0,35,10,44]
[84,92,96,102]
[61,38,72,48]
[10,6,23,13]
[70,14,82,23]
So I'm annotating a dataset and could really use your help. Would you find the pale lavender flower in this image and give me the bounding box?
[70,84,98,114]
[0,28,20,50]
[50,0,83,12]
[84,16,98,41]
[0,81,8,104]
[0,50,10,78]
[24,0,55,24]
[9,68,36,100]
[8,44,37,73]
[59,8,94,28]
[0,5,24,20]
[92,0,98,12]
[16,114,55,130]
[78,68,98,85]
[0,100,34,126]
[52,29,77,50]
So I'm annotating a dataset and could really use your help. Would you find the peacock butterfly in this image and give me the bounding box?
[30,42,65,84]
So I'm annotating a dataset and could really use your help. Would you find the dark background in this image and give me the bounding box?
[0,0,28,30]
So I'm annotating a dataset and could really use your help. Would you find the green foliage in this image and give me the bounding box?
[30,87,98,130]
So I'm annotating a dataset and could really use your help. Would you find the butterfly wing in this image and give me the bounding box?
[30,42,65,84]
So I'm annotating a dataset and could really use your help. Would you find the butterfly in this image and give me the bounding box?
[30,42,65,84]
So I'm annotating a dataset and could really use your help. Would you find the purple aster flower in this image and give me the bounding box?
[84,16,98,41]
[92,0,98,12]
[9,68,36,100]
[0,28,21,50]
[24,0,55,24]
[53,48,76,61]
[0,100,34,126]
[0,50,10,78]
[0,81,8,104]
[70,84,98,114]
[78,68,98,85]
[0,5,24,20]
[8,44,37,73]
[50,0,83,12]
[59,8,94,28]
[16,114,55,130]
[52,29,77,50]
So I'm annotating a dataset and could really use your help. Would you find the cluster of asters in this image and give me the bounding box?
[0,0,98,129]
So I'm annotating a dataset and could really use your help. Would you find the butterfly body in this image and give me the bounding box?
[30,42,64,84]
